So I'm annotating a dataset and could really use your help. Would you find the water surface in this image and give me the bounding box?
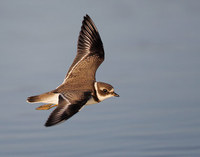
[0,1,200,157]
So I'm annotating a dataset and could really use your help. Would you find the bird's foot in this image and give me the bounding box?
[36,104,58,110]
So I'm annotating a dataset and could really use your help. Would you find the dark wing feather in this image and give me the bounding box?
[77,15,104,56]
[45,92,91,127]
[63,14,104,83]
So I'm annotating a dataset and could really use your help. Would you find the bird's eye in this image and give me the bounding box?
[103,89,108,93]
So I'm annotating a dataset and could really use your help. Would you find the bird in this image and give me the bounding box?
[27,14,119,127]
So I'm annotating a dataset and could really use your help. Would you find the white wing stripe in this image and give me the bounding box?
[63,52,89,83]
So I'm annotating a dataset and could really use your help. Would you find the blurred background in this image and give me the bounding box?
[0,1,200,157]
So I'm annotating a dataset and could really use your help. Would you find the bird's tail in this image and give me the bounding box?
[27,91,58,104]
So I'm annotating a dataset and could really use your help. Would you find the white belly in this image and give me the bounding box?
[45,94,98,105]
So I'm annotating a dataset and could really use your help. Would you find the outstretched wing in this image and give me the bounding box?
[45,91,91,127]
[63,14,104,84]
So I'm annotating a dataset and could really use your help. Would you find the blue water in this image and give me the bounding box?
[0,1,200,157]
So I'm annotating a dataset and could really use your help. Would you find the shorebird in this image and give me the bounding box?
[27,15,119,127]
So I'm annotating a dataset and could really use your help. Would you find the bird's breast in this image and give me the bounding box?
[85,96,99,105]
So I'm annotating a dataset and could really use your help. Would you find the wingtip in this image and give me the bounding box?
[44,121,52,127]
[44,117,65,127]
[44,117,58,127]
[83,14,92,24]
[84,14,90,19]
[44,115,58,127]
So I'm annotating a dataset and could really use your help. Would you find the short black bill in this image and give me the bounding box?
[113,92,119,97]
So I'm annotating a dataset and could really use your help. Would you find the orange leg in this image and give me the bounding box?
[36,104,58,110]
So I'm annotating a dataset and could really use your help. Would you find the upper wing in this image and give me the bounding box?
[45,91,91,127]
[63,14,104,84]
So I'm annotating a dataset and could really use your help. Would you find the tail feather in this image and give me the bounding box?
[27,92,59,104]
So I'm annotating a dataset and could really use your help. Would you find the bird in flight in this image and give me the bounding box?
[27,15,119,127]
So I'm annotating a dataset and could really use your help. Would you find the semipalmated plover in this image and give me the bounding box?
[27,15,119,127]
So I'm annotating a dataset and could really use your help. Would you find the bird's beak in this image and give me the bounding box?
[113,92,120,97]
